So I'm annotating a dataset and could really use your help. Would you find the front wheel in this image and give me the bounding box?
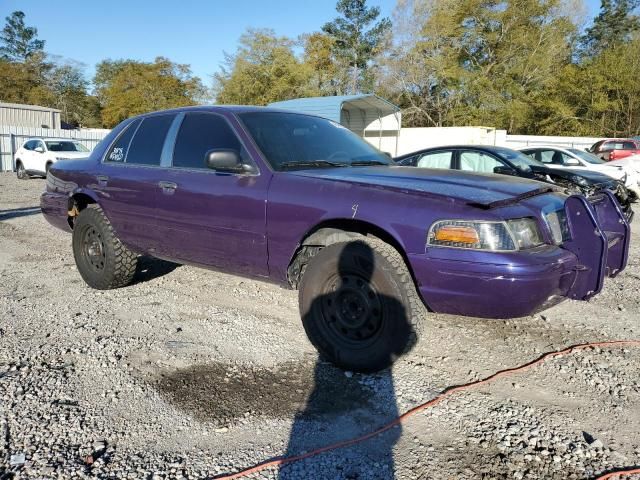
[16,161,28,180]
[299,238,424,372]
[72,205,138,289]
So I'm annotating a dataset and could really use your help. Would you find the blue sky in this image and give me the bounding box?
[0,0,600,87]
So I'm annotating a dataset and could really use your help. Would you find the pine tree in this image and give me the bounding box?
[322,0,391,94]
[582,0,640,56]
[0,11,45,62]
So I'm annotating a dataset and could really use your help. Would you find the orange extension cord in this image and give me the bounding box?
[214,340,640,480]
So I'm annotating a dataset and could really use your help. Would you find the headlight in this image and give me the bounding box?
[506,218,544,249]
[428,218,544,251]
[545,209,570,244]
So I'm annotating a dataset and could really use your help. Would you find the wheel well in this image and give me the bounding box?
[287,219,411,288]
[67,193,96,228]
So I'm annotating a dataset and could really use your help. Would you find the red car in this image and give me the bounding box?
[589,138,640,161]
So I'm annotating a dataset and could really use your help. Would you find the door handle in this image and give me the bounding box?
[96,175,109,185]
[158,181,177,191]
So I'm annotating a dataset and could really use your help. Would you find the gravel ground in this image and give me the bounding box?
[0,172,639,479]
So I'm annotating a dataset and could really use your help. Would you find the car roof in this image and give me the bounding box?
[394,144,516,159]
[128,104,313,120]
[518,145,575,151]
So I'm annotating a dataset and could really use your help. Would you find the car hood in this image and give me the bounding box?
[530,164,616,185]
[288,166,556,208]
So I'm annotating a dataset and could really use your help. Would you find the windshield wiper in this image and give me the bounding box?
[350,160,389,166]
[279,160,347,170]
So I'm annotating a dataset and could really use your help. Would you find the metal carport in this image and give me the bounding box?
[269,95,401,156]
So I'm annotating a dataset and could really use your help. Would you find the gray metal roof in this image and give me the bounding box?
[269,95,399,123]
[0,102,61,113]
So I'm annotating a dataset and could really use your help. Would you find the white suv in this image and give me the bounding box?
[14,138,90,179]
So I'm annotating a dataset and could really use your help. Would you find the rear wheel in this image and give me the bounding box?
[16,161,28,180]
[299,237,424,372]
[72,205,138,289]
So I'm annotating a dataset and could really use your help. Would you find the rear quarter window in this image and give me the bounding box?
[105,119,141,163]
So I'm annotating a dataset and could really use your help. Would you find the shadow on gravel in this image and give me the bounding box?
[157,242,413,479]
[155,360,375,424]
[278,242,414,479]
[0,206,41,221]
[132,256,180,284]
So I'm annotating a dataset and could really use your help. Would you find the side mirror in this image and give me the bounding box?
[565,158,581,166]
[494,166,515,176]
[205,149,250,173]
[34,146,44,153]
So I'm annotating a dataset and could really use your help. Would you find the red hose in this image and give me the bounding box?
[595,469,640,479]
[213,340,640,480]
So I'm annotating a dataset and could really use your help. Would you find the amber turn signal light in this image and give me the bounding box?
[434,225,480,244]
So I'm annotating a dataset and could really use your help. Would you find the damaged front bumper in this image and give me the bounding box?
[411,190,630,319]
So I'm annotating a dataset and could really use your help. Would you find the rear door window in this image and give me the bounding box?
[459,151,503,173]
[172,113,242,169]
[538,150,556,164]
[415,151,453,169]
[126,115,175,166]
[622,141,636,150]
[105,119,141,163]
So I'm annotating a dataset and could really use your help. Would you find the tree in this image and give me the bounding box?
[0,11,45,62]
[301,32,343,95]
[96,57,206,127]
[322,0,391,94]
[384,0,576,132]
[379,0,467,127]
[581,0,640,56]
[214,28,315,105]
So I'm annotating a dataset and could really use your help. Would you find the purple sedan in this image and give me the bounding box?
[41,106,630,372]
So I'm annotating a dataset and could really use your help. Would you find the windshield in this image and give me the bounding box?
[238,112,391,170]
[568,148,606,165]
[494,146,541,171]
[45,141,89,152]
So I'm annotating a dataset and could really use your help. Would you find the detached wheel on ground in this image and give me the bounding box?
[299,237,424,373]
[16,161,28,180]
[72,204,138,289]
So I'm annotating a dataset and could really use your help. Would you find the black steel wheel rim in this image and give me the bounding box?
[81,226,106,271]
[320,272,384,346]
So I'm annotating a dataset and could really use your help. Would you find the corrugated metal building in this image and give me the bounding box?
[0,102,62,129]
[269,94,402,155]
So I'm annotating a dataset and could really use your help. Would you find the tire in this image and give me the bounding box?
[72,204,138,290]
[299,237,425,372]
[45,162,52,176]
[15,161,28,180]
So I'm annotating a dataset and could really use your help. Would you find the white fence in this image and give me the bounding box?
[502,134,601,151]
[365,127,603,156]
[0,126,110,172]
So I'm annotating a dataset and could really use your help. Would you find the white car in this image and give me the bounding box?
[14,138,90,179]
[519,145,640,199]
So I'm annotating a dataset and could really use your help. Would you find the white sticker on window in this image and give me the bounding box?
[109,147,124,162]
